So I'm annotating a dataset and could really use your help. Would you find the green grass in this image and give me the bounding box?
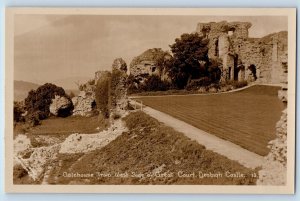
[14,115,109,147]
[14,115,108,136]
[135,85,285,156]
[47,111,257,185]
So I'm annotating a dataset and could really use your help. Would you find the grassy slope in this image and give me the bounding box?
[14,115,108,136]
[13,115,109,183]
[47,111,257,185]
[29,115,108,135]
[135,85,285,156]
[14,115,109,147]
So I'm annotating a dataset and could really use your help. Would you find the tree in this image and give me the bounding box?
[207,58,222,82]
[24,83,72,120]
[169,33,209,88]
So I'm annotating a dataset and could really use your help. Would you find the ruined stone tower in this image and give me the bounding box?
[196,21,287,84]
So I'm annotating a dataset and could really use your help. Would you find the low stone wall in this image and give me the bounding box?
[257,67,288,185]
[257,109,287,185]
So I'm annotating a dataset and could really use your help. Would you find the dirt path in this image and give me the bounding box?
[130,100,264,169]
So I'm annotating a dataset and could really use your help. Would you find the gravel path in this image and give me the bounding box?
[130,100,264,169]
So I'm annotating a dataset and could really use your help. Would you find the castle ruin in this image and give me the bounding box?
[196,21,288,84]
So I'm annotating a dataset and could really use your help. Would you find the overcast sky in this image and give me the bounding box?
[14,15,287,89]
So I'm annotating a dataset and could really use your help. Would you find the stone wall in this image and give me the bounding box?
[110,58,129,118]
[196,21,251,59]
[257,55,288,185]
[129,48,172,83]
[72,91,96,117]
[71,71,107,117]
[196,21,288,84]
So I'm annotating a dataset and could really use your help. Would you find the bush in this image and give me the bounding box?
[220,80,248,89]
[232,80,248,89]
[14,101,25,122]
[13,164,28,180]
[127,74,140,94]
[185,77,212,91]
[95,72,111,118]
[24,83,72,121]
[26,111,41,126]
[141,75,170,92]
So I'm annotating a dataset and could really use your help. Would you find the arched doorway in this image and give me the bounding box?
[248,64,257,81]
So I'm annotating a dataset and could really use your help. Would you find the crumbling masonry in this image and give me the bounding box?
[196,21,287,84]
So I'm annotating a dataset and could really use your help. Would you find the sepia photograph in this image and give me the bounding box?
[5,8,296,193]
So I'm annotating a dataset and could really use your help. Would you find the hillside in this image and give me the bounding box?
[14,80,40,101]
[52,76,91,91]
[14,80,79,101]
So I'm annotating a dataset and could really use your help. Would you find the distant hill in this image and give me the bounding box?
[14,80,80,102]
[14,80,40,101]
[52,76,91,91]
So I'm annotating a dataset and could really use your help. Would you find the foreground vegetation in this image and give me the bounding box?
[46,111,257,185]
[14,115,109,148]
[135,85,285,156]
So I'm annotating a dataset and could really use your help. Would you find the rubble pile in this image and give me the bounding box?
[59,119,128,154]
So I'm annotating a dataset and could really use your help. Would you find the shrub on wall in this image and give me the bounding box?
[110,69,123,109]
[95,73,111,118]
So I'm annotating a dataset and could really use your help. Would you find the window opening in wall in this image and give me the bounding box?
[228,67,231,80]
[214,39,219,57]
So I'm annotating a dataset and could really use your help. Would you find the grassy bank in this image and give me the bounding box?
[47,111,258,185]
[13,115,109,147]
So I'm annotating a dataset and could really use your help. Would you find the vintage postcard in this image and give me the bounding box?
[5,8,296,193]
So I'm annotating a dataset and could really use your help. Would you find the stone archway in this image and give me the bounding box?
[248,64,257,81]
